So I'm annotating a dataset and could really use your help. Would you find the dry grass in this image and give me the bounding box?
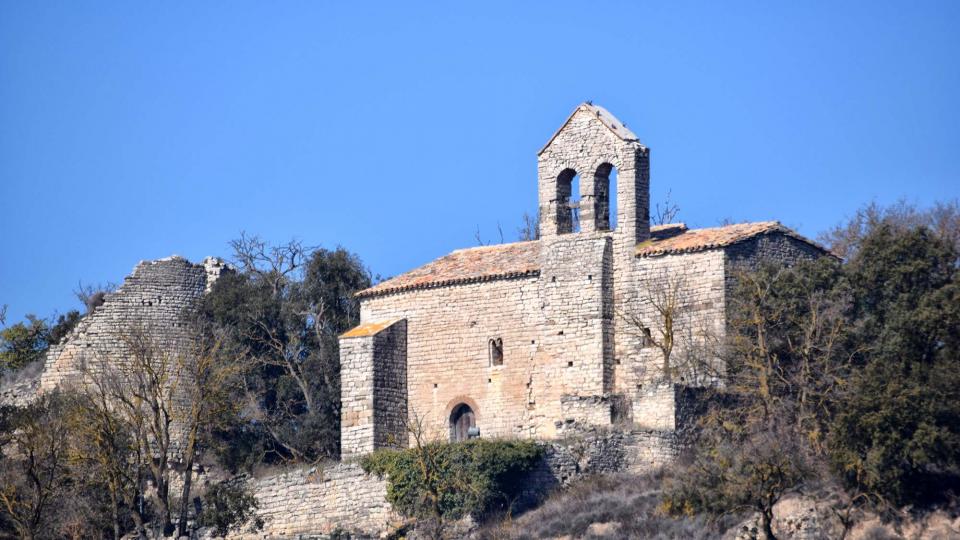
[477,471,741,539]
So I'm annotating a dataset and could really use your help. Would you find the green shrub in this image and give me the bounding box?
[0,315,50,373]
[198,481,262,537]
[361,439,543,523]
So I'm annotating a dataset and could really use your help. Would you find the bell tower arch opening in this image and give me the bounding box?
[537,103,648,242]
[555,168,581,234]
[593,162,618,231]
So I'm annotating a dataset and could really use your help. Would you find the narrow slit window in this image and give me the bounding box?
[641,327,653,348]
[489,338,504,366]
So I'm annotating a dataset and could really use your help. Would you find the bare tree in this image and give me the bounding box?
[229,232,312,297]
[665,261,854,539]
[652,190,681,226]
[818,199,960,260]
[474,223,505,246]
[620,268,723,385]
[0,304,7,326]
[0,395,71,540]
[229,233,318,460]
[70,322,242,538]
[71,362,147,538]
[74,281,117,314]
[406,412,447,540]
[175,328,240,537]
[517,211,540,241]
[725,264,855,451]
[79,324,186,536]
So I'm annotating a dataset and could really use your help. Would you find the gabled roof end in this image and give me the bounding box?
[538,102,642,156]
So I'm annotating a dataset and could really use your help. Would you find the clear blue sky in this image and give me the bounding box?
[1,1,958,324]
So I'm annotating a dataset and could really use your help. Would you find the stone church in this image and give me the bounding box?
[339,103,828,460]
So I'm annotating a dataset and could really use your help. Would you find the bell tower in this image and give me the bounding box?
[536,104,651,409]
[537,103,650,243]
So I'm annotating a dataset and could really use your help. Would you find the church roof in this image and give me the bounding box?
[538,102,641,155]
[357,222,827,298]
[636,221,829,257]
[356,241,541,298]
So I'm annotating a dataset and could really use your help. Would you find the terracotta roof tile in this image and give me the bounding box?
[637,221,828,257]
[357,222,828,298]
[340,319,402,338]
[357,241,541,298]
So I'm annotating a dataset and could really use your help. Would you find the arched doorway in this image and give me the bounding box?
[449,403,476,442]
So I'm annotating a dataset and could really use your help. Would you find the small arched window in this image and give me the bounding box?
[489,338,503,366]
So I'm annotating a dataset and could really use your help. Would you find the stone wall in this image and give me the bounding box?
[360,274,549,442]
[617,249,727,429]
[539,233,614,399]
[545,384,710,485]
[724,232,827,280]
[520,425,682,510]
[0,373,40,408]
[372,321,408,452]
[32,255,228,453]
[359,231,620,446]
[240,429,682,539]
[340,320,408,460]
[233,463,399,539]
[40,256,228,393]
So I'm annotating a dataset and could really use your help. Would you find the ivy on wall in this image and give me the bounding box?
[361,439,543,523]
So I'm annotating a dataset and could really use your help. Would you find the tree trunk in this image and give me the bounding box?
[176,456,195,537]
[761,508,777,540]
[110,487,120,540]
[177,425,199,537]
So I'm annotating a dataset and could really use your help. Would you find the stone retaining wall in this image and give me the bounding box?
[233,463,400,539]
[234,426,684,538]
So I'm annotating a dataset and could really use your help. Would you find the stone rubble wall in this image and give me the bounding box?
[237,427,687,539]
[40,256,228,392]
[34,256,228,453]
[517,425,682,513]
[523,384,713,510]
[724,233,827,287]
[0,368,42,408]
[231,462,399,539]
